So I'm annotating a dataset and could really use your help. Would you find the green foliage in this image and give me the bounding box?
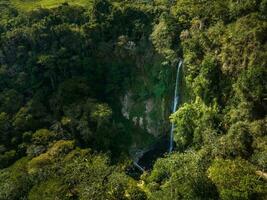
[228,0,259,19]
[170,98,219,149]
[62,149,139,200]
[251,135,267,171]
[0,1,266,200]
[12,99,47,132]
[250,119,267,170]
[54,78,91,106]
[9,0,93,12]
[28,140,75,176]
[127,186,147,200]
[0,112,10,143]
[150,14,180,62]
[0,150,16,169]
[161,1,267,200]
[0,158,31,200]
[208,158,267,200]
[28,178,69,200]
[0,89,23,114]
[234,66,267,113]
[0,2,154,164]
[192,54,221,103]
[146,150,218,200]
[31,129,58,145]
[213,122,253,158]
[91,103,112,126]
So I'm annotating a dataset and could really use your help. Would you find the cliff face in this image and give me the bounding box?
[119,58,176,137]
[121,92,160,136]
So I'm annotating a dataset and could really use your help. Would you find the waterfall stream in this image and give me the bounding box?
[133,162,145,172]
[132,60,183,172]
[169,60,183,153]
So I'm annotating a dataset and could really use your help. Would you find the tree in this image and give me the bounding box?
[208,158,267,200]
[0,158,31,200]
[146,150,218,200]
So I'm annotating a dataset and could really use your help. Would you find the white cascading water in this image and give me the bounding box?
[169,60,183,153]
[133,162,145,172]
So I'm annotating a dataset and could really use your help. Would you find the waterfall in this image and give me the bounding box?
[169,60,183,153]
[133,161,145,172]
[131,60,183,171]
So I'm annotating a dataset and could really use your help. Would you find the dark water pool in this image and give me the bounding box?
[126,136,172,179]
[137,136,170,170]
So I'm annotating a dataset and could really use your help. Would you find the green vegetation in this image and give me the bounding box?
[144,1,267,199]
[0,0,266,199]
[7,0,93,12]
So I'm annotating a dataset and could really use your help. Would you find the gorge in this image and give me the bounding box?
[0,1,266,200]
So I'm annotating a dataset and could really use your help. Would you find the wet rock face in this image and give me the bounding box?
[145,99,157,135]
[121,92,162,137]
[121,91,133,120]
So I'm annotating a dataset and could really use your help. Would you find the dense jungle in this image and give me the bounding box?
[0,0,266,199]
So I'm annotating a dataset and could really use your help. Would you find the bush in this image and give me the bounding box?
[31,129,62,145]
[28,178,70,200]
[208,158,267,200]
[213,122,253,158]
[0,158,31,200]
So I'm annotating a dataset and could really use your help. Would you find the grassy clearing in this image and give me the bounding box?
[10,0,93,12]
[9,0,154,12]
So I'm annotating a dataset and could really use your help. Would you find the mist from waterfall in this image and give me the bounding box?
[169,60,183,153]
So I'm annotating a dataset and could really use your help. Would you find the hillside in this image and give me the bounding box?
[0,0,266,200]
[2,0,92,11]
